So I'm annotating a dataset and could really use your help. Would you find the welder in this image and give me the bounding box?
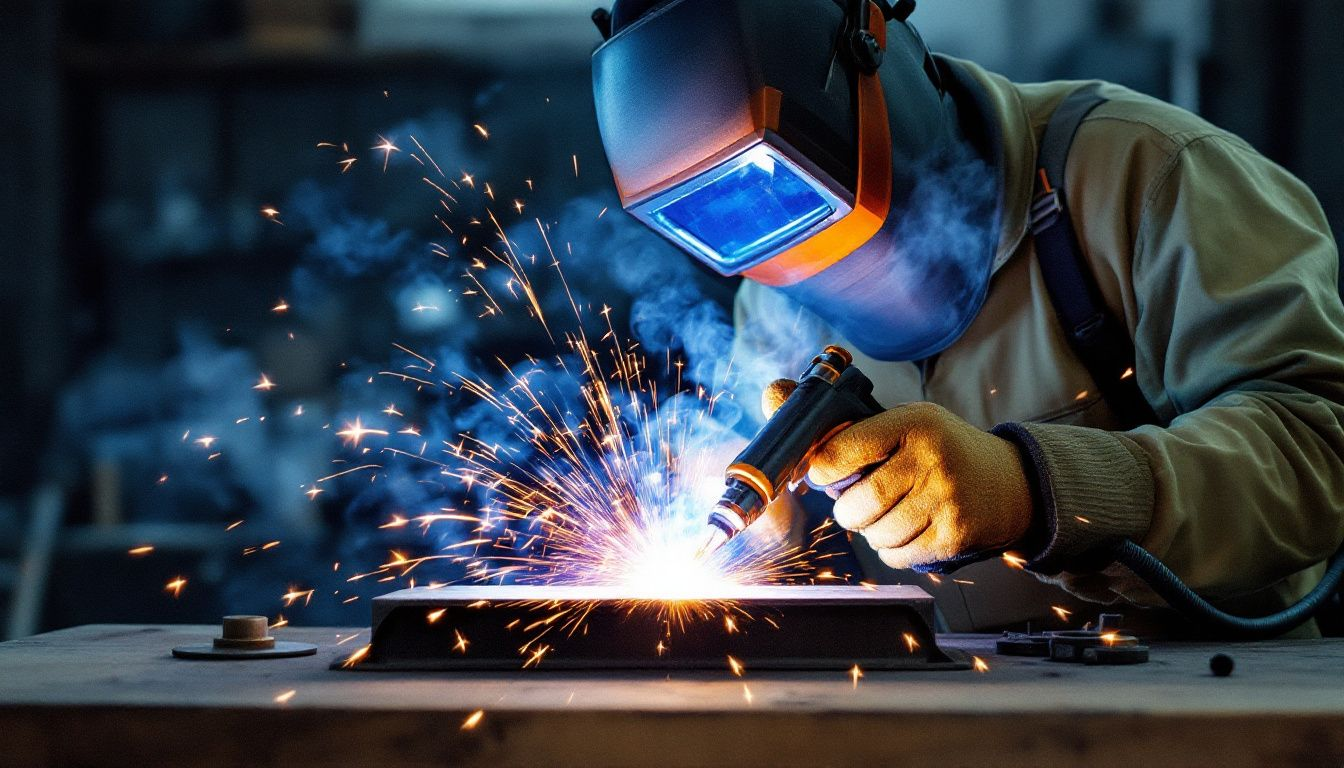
[590,0,1344,634]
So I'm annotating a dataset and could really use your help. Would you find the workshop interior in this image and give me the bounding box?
[2,0,1344,765]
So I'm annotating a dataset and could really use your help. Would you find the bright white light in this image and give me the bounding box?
[744,143,778,175]
[609,534,738,599]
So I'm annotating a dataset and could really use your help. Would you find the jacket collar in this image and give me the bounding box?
[934,56,1037,274]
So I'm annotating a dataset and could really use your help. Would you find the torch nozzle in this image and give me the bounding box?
[695,524,731,560]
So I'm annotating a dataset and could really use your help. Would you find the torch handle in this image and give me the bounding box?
[729,365,885,507]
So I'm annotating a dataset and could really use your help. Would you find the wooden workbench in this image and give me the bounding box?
[1,625,1342,767]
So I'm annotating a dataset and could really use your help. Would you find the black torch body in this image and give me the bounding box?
[701,346,884,554]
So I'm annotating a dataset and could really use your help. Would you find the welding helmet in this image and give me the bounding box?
[592,0,996,361]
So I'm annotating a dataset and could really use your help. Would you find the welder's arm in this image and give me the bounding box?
[999,135,1344,605]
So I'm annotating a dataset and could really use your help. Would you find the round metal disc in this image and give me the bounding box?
[172,641,318,660]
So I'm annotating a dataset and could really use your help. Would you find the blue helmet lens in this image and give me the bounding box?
[635,143,846,273]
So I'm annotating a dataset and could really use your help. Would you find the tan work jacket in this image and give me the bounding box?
[733,58,1344,633]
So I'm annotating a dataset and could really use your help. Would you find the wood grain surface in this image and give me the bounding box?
[2,624,1342,767]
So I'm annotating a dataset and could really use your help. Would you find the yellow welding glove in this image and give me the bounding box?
[762,379,1036,571]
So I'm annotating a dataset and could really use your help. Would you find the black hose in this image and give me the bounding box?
[1111,540,1344,640]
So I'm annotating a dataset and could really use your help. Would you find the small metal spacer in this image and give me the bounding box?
[173,615,317,661]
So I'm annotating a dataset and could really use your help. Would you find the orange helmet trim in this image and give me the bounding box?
[743,5,892,287]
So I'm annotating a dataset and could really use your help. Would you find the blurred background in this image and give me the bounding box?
[0,0,1340,637]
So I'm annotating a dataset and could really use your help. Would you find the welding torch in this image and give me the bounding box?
[698,345,883,556]
[697,345,1344,640]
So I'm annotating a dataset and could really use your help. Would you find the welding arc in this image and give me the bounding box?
[1113,540,1344,639]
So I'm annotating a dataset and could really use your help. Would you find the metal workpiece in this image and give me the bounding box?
[349,584,968,672]
[701,345,883,554]
[172,615,317,660]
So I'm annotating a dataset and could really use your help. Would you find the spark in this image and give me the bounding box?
[316,462,381,485]
[1051,606,1073,622]
[270,615,288,629]
[1074,389,1090,401]
[226,520,244,531]
[305,486,324,500]
[461,710,485,730]
[850,664,863,689]
[336,417,389,447]
[282,588,315,607]
[341,644,371,668]
[253,374,277,391]
[1100,631,1121,645]
[473,124,489,139]
[902,633,920,653]
[523,645,550,668]
[260,207,283,225]
[1002,552,1028,569]
[272,299,290,313]
[741,684,753,705]
[274,690,297,704]
[194,436,218,449]
[128,546,154,557]
[972,656,990,673]
[164,577,187,598]
[727,655,744,676]
[238,160,839,664]
[571,154,579,177]
[427,608,447,624]
[1075,515,1092,524]
[372,135,401,171]
[1121,367,1135,380]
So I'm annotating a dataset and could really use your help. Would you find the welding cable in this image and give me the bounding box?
[1111,540,1344,639]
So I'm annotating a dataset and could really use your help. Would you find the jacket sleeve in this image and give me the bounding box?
[999,134,1344,606]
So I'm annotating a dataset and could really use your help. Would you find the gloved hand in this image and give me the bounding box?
[763,379,1036,571]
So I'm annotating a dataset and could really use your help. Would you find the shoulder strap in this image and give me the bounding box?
[1031,84,1161,428]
